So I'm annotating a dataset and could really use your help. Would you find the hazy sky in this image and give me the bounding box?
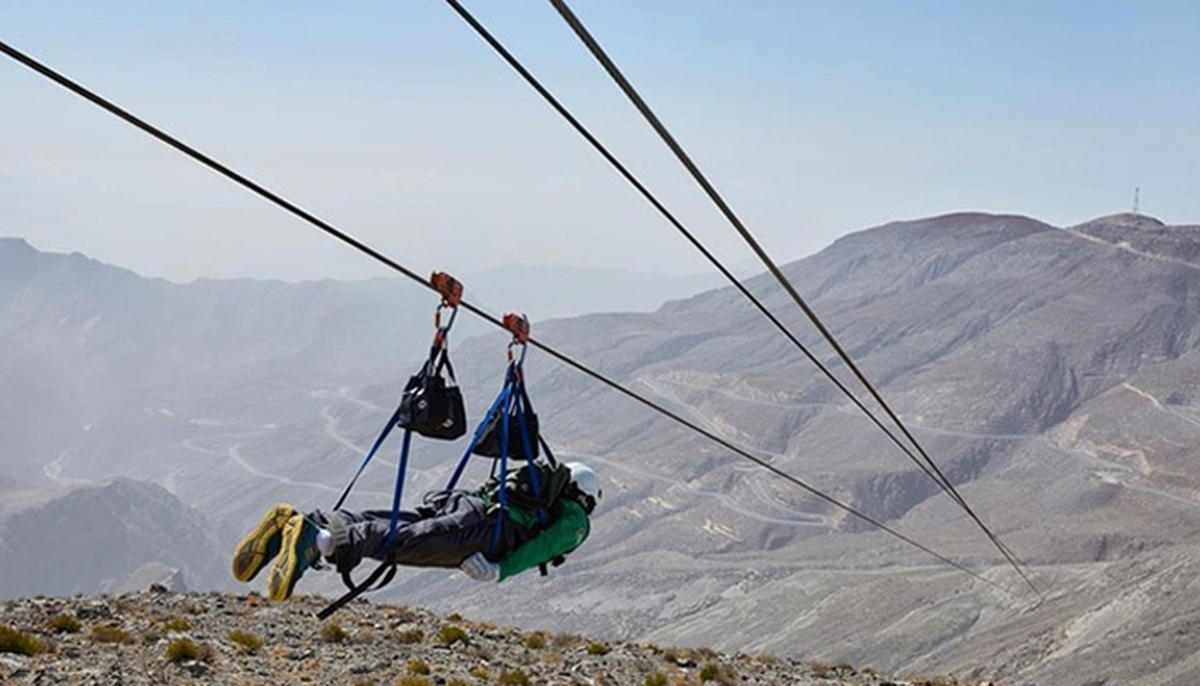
[3,1,1198,282]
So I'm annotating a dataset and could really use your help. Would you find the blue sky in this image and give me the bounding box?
[3,1,1198,282]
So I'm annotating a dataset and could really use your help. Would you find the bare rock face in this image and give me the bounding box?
[0,479,225,600]
[105,562,189,595]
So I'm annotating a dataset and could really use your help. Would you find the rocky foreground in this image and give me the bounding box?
[0,589,993,685]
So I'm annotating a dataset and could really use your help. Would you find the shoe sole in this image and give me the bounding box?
[232,503,295,583]
[268,514,315,602]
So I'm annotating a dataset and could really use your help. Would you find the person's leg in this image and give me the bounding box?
[315,508,423,572]
[326,493,521,570]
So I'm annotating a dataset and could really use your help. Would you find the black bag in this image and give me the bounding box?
[473,386,539,459]
[397,347,466,440]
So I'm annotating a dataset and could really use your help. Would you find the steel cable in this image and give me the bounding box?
[0,38,1025,598]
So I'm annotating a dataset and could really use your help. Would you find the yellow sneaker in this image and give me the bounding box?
[231,503,295,583]
[267,513,322,602]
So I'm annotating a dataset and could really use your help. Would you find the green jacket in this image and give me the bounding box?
[497,498,590,581]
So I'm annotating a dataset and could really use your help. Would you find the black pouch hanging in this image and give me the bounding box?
[473,385,539,459]
[397,346,466,440]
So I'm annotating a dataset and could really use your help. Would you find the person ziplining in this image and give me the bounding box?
[0,38,1036,603]
[231,274,601,614]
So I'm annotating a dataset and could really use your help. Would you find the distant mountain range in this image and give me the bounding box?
[5,212,1200,685]
[461,263,727,321]
[0,478,226,597]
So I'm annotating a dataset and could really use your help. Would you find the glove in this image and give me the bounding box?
[460,552,499,583]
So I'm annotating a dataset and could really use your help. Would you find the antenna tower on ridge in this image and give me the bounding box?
[1133,187,1140,216]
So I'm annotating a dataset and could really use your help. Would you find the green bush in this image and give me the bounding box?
[0,625,46,656]
[46,614,81,634]
[407,658,431,675]
[396,677,431,686]
[396,627,424,644]
[91,624,131,644]
[700,663,736,684]
[643,673,668,686]
[228,629,263,653]
[498,668,531,685]
[162,617,192,633]
[522,631,546,650]
[165,637,201,663]
[321,621,348,643]
[437,624,469,646]
[586,641,610,656]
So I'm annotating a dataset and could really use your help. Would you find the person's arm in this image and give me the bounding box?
[497,500,590,581]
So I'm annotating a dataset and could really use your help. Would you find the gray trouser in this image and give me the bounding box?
[319,490,530,572]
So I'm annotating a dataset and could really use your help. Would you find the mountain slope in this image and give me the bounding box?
[434,212,1200,684]
[6,213,1200,684]
[0,478,226,600]
[0,590,950,685]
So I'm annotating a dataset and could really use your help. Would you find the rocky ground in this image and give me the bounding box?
[0,589,991,685]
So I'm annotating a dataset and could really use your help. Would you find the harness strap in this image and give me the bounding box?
[317,560,397,620]
[384,429,414,547]
[538,555,567,577]
[332,405,403,512]
[318,284,463,620]
[489,388,517,555]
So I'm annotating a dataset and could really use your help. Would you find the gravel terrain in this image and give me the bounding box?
[0,589,989,685]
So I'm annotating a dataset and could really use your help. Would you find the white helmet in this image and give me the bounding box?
[565,461,601,502]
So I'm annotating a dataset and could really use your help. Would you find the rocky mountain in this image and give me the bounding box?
[0,589,974,685]
[0,478,227,599]
[435,212,1200,685]
[462,263,725,322]
[5,212,1200,685]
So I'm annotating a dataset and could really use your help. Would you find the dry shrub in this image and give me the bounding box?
[0,625,46,656]
[498,668,531,685]
[228,629,263,654]
[321,622,348,643]
[438,624,469,646]
[396,627,424,644]
[165,637,202,663]
[46,614,81,634]
[91,624,132,644]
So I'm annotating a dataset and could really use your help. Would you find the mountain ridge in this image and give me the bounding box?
[5,211,1200,685]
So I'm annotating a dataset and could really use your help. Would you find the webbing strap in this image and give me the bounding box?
[445,383,511,492]
[317,560,397,620]
[323,425,413,611]
[513,387,549,529]
[321,304,458,618]
[488,389,517,555]
[384,428,414,548]
[332,405,403,512]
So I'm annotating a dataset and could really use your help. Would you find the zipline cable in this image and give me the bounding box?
[0,38,1023,598]
[442,1,1036,596]
[549,0,1036,594]
[547,0,1002,548]
[440,0,958,529]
